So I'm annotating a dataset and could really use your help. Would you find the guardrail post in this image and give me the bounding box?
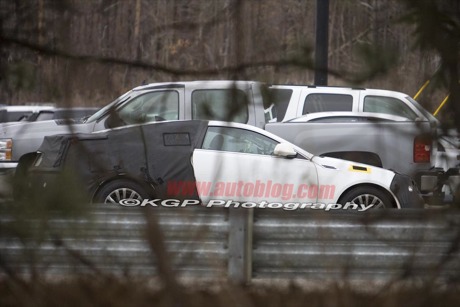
[227,208,253,284]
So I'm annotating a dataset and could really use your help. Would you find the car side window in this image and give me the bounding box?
[302,94,353,114]
[363,96,418,120]
[202,126,278,155]
[192,89,248,123]
[35,112,55,121]
[117,91,179,125]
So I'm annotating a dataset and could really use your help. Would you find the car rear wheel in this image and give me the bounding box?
[93,179,150,204]
[339,186,395,209]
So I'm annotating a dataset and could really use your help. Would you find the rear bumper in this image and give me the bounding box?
[0,162,18,173]
[0,163,17,197]
[413,168,445,194]
[414,168,460,206]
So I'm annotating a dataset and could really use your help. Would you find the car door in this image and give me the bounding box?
[192,125,320,204]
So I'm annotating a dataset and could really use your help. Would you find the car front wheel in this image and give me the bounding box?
[93,179,150,204]
[339,186,395,209]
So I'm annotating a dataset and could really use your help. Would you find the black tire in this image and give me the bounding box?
[93,179,150,204]
[13,154,37,200]
[339,186,395,209]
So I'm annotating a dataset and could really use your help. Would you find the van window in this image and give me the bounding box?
[303,94,353,114]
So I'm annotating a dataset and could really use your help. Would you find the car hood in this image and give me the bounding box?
[0,121,32,128]
[311,155,396,179]
[0,120,94,139]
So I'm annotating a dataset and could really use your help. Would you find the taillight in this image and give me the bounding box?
[0,139,12,161]
[414,136,431,163]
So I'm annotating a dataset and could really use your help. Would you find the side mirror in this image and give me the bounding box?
[274,143,297,158]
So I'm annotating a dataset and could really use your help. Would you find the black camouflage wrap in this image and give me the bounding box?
[30,120,208,200]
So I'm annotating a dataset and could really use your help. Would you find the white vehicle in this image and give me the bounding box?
[268,85,440,123]
[3,81,454,203]
[27,120,424,209]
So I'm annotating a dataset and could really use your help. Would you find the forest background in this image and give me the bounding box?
[1,0,459,126]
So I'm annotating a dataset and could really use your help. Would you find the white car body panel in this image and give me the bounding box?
[192,149,319,203]
[192,121,399,206]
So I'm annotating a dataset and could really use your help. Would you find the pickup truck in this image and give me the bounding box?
[1,81,457,201]
[0,81,269,178]
[264,112,459,196]
[266,85,459,198]
[269,84,458,170]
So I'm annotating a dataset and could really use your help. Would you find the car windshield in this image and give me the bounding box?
[85,91,132,123]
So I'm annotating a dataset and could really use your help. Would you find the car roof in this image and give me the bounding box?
[133,80,263,91]
[269,84,410,99]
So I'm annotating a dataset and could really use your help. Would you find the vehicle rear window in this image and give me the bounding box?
[192,89,248,123]
[302,94,353,114]
[363,96,418,120]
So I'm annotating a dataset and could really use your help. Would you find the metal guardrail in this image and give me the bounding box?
[252,210,460,281]
[1,204,460,283]
[0,205,231,278]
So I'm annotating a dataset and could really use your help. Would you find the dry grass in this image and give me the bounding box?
[1,276,460,307]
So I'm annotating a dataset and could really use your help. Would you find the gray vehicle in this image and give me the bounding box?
[0,81,268,178]
[21,107,99,122]
[2,81,457,203]
[265,111,459,200]
[0,105,55,123]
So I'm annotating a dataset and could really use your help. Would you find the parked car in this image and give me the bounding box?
[267,85,441,123]
[0,81,455,203]
[25,120,423,209]
[0,105,54,123]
